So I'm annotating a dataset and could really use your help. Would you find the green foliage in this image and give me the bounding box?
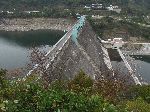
[1,7,72,18]
[125,97,150,112]
[0,0,150,15]
[117,85,150,112]
[0,69,8,89]
[68,70,93,95]
[126,85,150,103]
[0,69,120,112]
[1,69,150,112]
[0,0,149,8]
[89,16,150,40]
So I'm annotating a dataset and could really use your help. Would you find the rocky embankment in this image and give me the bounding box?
[0,18,75,31]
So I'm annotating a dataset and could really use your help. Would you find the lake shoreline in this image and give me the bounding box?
[0,30,64,70]
[0,18,75,32]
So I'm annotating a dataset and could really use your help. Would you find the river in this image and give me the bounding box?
[0,30,64,70]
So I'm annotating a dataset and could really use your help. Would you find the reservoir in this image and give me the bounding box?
[107,48,150,83]
[131,55,150,83]
[112,55,150,83]
[0,30,64,70]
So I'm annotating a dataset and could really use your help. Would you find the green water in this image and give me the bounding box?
[0,30,64,70]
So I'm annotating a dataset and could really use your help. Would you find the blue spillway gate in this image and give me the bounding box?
[71,16,86,45]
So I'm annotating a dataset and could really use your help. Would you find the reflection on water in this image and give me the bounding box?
[105,48,150,82]
[112,55,150,82]
[131,55,150,82]
[0,30,64,47]
[131,55,150,64]
[0,30,64,70]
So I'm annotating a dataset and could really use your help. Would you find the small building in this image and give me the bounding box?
[101,38,124,49]
[24,11,40,14]
[84,6,91,9]
[7,11,14,14]
[76,13,81,19]
[91,3,105,10]
[112,38,123,49]
[0,11,14,14]
[113,9,121,13]
[106,5,121,13]
[107,5,113,11]
[92,15,104,19]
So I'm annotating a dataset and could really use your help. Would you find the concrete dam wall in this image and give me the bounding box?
[45,21,113,81]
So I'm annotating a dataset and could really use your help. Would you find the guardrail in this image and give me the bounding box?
[26,16,86,77]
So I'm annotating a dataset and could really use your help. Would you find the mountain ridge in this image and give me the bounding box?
[0,0,149,14]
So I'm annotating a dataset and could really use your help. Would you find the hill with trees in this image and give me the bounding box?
[0,0,149,13]
[89,16,150,40]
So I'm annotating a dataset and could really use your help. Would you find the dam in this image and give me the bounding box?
[27,16,141,84]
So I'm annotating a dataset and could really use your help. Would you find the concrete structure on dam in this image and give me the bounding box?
[27,16,113,82]
[44,20,113,82]
[27,16,140,85]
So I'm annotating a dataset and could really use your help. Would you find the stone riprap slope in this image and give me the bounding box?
[0,18,75,31]
[78,22,110,73]
[45,21,113,81]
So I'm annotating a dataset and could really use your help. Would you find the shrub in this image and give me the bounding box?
[125,97,150,112]
[0,70,120,112]
[133,85,150,103]
[94,70,128,103]
[125,85,150,103]
[67,70,94,95]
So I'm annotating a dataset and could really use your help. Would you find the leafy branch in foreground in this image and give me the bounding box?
[0,70,120,112]
[1,69,150,112]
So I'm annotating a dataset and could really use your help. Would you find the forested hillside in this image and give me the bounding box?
[0,0,149,12]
